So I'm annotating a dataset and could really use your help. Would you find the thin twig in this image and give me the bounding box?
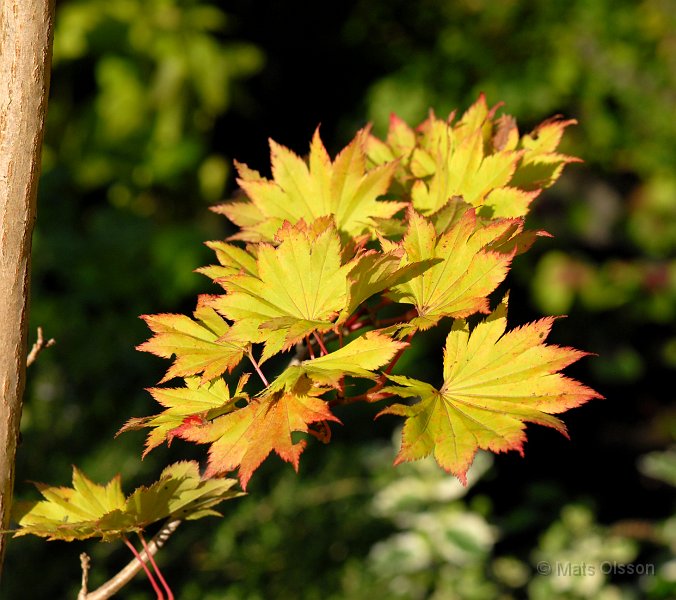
[26,326,55,367]
[78,553,91,600]
[383,332,414,376]
[305,335,315,359]
[81,519,181,600]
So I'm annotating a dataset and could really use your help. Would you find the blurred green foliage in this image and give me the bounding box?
[4,0,675,598]
[47,0,262,209]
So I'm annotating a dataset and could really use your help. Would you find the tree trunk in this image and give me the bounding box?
[0,0,55,578]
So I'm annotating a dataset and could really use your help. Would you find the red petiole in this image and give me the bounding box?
[123,536,164,600]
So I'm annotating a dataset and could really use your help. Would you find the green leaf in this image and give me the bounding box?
[177,377,340,490]
[301,330,407,384]
[9,462,241,541]
[197,240,259,282]
[214,128,405,240]
[138,303,248,383]
[212,219,355,361]
[379,296,602,483]
[118,375,249,457]
[388,208,515,329]
[342,250,437,320]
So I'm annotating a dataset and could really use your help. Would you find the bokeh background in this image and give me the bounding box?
[4,0,675,598]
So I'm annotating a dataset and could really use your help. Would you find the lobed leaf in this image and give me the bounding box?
[118,375,249,457]
[138,303,248,383]
[387,208,515,329]
[380,296,603,484]
[214,128,405,241]
[9,462,241,542]
[177,377,340,490]
[212,219,355,361]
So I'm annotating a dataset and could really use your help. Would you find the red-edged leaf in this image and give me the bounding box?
[212,128,404,241]
[138,303,248,383]
[211,219,355,362]
[118,375,249,457]
[380,295,603,483]
[178,377,340,489]
[388,208,515,329]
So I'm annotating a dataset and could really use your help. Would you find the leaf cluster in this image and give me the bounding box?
[125,95,600,491]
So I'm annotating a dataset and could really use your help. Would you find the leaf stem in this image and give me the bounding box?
[342,306,368,331]
[122,536,164,600]
[247,349,269,387]
[312,332,328,356]
[384,332,414,376]
[139,531,174,600]
[305,335,315,359]
[80,519,181,600]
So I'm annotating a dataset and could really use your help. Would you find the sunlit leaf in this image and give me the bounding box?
[9,462,241,541]
[388,208,515,329]
[211,219,355,361]
[138,303,248,383]
[214,128,405,240]
[380,296,602,483]
[177,377,340,490]
[118,375,249,456]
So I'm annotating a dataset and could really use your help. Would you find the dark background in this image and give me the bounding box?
[4,1,675,598]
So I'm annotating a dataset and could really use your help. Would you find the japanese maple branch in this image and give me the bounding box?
[26,326,55,367]
[77,519,181,600]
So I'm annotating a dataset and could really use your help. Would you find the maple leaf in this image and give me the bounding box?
[196,240,259,282]
[264,330,409,392]
[365,98,579,220]
[480,186,541,219]
[341,249,438,321]
[300,330,407,384]
[379,296,602,484]
[168,332,403,489]
[410,129,523,214]
[177,376,340,490]
[123,461,241,524]
[211,219,356,362]
[118,374,249,457]
[138,303,248,383]
[510,117,581,191]
[387,208,515,330]
[213,128,405,241]
[9,462,241,542]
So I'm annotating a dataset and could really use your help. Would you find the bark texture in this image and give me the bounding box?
[0,0,54,576]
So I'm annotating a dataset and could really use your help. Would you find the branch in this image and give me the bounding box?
[78,519,181,600]
[26,326,55,367]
